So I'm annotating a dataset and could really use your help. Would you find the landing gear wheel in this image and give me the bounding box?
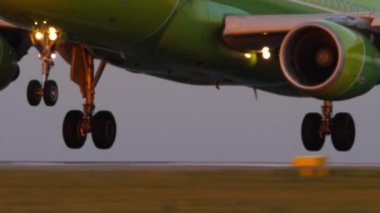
[43,80,59,106]
[63,110,87,149]
[331,113,355,152]
[27,80,42,106]
[92,111,117,150]
[301,113,325,151]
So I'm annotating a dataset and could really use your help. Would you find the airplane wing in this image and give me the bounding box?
[223,13,380,51]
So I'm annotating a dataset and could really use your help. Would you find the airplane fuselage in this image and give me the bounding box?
[0,0,379,96]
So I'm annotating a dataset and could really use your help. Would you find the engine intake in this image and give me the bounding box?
[280,20,380,100]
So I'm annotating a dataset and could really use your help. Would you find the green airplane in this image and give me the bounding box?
[0,0,378,152]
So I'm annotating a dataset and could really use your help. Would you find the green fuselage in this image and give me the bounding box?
[0,0,379,96]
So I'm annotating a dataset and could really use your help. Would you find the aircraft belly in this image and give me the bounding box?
[151,0,289,88]
[0,0,180,48]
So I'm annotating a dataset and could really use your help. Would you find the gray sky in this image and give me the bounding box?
[0,48,379,163]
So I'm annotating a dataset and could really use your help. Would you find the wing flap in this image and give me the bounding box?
[223,13,380,51]
[223,14,331,36]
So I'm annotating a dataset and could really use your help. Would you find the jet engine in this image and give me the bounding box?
[0,34,19,90]
[280,20,380,100]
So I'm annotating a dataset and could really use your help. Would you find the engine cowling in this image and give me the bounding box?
[0,34,19,90]
[280,20,380,100]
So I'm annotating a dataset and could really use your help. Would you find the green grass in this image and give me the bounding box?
[0,167,379,212]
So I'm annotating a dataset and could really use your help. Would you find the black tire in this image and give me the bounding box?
[331,113,355,152]
[43,80,59,106]
[63,110,86,149]
[92,111,117,150]
[27,80,42,106]
[301,113,325,151]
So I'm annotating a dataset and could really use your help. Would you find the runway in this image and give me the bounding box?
[0,161,379,211]
[0,162,291,171]
[0,161,379,170]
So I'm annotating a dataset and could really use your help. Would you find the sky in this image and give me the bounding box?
[0,48,380,163]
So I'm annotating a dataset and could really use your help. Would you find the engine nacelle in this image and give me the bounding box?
[280,20,380,100]
[0,34,19,90]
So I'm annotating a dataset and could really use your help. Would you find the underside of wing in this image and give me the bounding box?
[223,13,380,51]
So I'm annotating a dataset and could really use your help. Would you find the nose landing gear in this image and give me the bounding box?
[62,46,116,150]
[28,22,60,107]
[302,100,355,152]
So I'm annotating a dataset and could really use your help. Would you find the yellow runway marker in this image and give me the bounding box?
[292,156,329,177]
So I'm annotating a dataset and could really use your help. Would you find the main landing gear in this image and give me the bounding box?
[301,100,355,152]
[62,46,116,150]
[28,23,60,107]
[28,23,116,150]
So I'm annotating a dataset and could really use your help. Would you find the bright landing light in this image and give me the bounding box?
[48,27,58,41]
[49,32,58,41]
[244,47,271,61]
[261,46,271,60]
[48,27,57,34]
[244,53,253,59]
[35,32,44,40]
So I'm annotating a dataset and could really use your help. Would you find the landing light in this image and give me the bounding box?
[48,27,57,34]
[49,32,58,41]
[35,31,44,40]
[48,27,58,41]
[244,47,271,61]
[261,46,271,60]
[244,53,253,59]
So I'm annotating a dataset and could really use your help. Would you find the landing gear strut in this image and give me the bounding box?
[302,100,355,152]
[62,46,116,150]
[27,23,60,107]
